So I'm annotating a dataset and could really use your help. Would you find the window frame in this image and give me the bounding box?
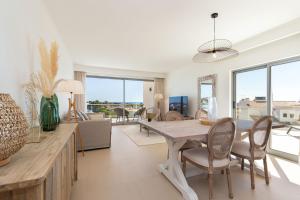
[232,56,300,161]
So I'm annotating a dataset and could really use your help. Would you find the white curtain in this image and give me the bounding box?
[74,71,86,112]
[154,78,165,120]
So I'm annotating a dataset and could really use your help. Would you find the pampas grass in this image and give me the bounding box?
[24,74,39,122]
[30,39,62,98]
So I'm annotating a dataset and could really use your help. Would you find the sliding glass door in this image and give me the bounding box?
[86,77,124,123]
[86,76,153,124]
[233,58,300,161]
[269,60,300,160]
[125,80,144,122]
[233,67,268,121]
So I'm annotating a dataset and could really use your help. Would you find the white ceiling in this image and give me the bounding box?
[44,0,300,73]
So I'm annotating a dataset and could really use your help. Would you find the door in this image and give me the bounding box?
[233,66,268,121]
[124,80,144,122]
[233,59,300,161]
[269,60,300,161]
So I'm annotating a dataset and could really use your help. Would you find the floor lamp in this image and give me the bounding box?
[154,93,164,121]
[57,80,84,122]
[57,79,85,156]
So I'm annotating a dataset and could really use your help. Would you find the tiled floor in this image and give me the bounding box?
[71,125,300,200]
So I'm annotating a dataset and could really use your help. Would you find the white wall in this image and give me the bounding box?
[166,34,300,117]
[0,0,74,115]
[143,81,154,109]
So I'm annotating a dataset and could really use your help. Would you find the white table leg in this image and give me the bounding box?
[159,138,198,200]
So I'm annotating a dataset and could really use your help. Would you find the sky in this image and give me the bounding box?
[201,84,213,98]
[236,60,300,102]
[86,77,144,102]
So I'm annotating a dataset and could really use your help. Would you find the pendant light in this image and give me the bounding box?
[193,13,239,63]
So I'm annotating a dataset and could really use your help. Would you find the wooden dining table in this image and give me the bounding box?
[139,119,284,200]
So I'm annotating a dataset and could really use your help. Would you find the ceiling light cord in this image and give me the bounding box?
[213,16,216,52]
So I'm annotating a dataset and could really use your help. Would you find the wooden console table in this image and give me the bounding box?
[0,123,78,200]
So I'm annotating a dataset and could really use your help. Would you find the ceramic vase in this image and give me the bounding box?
[0,94,28,166]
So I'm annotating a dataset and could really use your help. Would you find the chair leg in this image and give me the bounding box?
[241,158,244,170]
[180,150,184,162]
[226,168,234,199]
[167,149,169,159]
[263,157,270,185]
[182,157,186,176]
[208,173,213,200]
[249,159,255,190]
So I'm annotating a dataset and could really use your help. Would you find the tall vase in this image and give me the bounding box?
[208,97,218,121]
[52,94,60,125]
[40,96,57,132]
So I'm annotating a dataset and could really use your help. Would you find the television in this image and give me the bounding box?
[169,96,188,116]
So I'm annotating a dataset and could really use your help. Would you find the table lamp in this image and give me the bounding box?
[57,80,84,122]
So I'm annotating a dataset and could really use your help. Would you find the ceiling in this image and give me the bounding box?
[44,0,300,73]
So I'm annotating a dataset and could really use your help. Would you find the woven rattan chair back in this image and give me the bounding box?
[165,111,184,121]
[207,118,236,162]
[249,116,272,152]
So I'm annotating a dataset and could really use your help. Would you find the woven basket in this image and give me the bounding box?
[0,94,28,166]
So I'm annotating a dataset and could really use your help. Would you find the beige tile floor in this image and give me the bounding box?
[71,125,300,200]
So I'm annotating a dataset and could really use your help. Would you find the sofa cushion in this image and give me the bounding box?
[183,148,230,168]
[231,141,266,159]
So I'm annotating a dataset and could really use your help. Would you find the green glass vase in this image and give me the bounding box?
[52,94,60,125]
[40,96,57,132]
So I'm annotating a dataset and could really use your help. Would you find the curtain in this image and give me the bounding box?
[154,78,165,120]
[74,71,86,112]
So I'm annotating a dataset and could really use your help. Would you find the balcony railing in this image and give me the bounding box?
[87,103,144,118]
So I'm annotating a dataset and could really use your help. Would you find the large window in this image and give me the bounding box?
[86,76,153,124]
[234,67,268,121]
[233,58,300,161]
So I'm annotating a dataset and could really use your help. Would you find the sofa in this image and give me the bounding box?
[77,112,112,150]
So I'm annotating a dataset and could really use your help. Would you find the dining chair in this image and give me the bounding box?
[182,118,236,200]
[165,111,202,159]
[165,111,184,121]
[231,116,272,190]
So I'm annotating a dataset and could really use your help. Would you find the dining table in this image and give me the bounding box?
[139,119,284,200]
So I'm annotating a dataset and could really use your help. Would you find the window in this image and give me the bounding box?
[233,58,300,161]
[233,67,268,120]
[86,76,154,124]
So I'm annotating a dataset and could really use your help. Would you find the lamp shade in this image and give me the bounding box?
[154,93,163,100]
[57,80,84,94]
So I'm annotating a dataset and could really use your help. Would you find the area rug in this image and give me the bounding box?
[121,125,166,146]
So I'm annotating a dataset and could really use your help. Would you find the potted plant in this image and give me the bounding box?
[29,39,62,131]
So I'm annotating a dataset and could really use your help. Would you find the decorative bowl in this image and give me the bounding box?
[199,118,215,126]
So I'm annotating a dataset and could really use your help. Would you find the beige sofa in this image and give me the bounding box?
[77,112,112,150]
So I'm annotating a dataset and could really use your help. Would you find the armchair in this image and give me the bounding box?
[78,119,112,150]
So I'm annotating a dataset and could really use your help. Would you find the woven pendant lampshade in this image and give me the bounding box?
[193,13,239,63]
[0,94,28,166]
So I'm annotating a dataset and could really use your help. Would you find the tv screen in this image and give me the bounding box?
[169,96,188,116]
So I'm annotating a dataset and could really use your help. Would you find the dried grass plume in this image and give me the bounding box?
[30,39,62,98]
